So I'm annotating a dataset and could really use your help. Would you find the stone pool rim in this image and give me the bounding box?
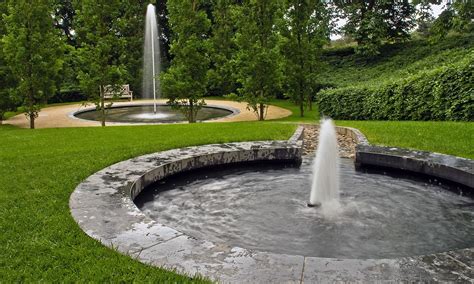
[69,126,473,282]
[69,102,240,125]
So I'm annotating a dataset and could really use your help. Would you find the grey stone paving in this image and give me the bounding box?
[70,126,473,283]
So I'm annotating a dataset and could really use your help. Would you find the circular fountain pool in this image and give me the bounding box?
[135,157,474,259]
[74,104,235,123]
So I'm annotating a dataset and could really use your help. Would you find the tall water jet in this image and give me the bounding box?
[308,118,340,216]
[143,4,161,114]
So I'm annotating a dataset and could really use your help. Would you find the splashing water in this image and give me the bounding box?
[143,4,162,113]
[309,118,341,217]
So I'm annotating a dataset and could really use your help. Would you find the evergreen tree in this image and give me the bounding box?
[280,0,330,117]
[161,0,211,123]
[116,1,148,97]
[2,0,63,129]
[235,0,284,121]
[75,0,128,127]
[0,1,14,124]
[207,0,240,96]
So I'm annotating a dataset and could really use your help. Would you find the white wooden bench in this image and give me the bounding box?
[101,84,133,101]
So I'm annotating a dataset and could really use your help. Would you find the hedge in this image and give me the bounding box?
[317,56,473,121]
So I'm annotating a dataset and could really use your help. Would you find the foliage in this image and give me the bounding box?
[2,0,63,129]
[53,0,76,46]
[430,1,474,42]
[280,0,330,117]
[114,1,149,97]
[319,34,474,89]
[75,0,129,126]
[207,0,240,97]
[318,56,473,121]
[0,1,15,124]
[234,0,284,121]
[335,0,416,56]
[161,0,211,123]
[414,2,434,37]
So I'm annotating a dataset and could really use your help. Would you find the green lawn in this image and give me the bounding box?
[0,122,296,282]
[336,120,474,159]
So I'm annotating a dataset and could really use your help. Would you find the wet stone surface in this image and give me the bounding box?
[69,126,474,283]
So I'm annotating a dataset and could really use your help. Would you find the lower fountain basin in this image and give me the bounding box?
[74,104,236,123]
[135,157,474,259]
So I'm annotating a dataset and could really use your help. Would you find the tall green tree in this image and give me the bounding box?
[115,1,148,97]
[75,0,128,127]
[429,1,474,42]
[335,0,416,56]
[280,0,330,117]
[207,0,240,96]
[2,0,63,129]
[161,0,211,123]
[0,0,15,124]
[235,0,284,121]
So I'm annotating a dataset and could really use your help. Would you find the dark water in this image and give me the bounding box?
[135,158,474,259]
[75,105,233,123]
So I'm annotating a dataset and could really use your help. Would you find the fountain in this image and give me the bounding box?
[72,4,237,124]
[308,118,340,217]
[134,121,474,259]
[143,3,161,114]
[71,121,474,281]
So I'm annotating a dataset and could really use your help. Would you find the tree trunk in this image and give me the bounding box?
[189,99,195,123]
[259,103,265,121]
[300,93,304,117]
[100,86,106,127]
[29,114,35,129]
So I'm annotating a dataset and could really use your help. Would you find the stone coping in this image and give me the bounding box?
[69,103,241,125]
[70,126,473,282]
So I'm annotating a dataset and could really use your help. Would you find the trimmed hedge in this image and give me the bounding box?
[317,56,473,121]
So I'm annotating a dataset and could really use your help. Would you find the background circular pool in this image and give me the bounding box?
[74,104,234,123]
[135,157,474,259]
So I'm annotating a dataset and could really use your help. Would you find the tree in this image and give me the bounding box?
[0,1,14,124]
[0,50,15,124]
[207,0,240,96]
[415,2,435,37]
[53,0,76,46]
[161,0,211,123]
[234,0,284,121]
[75,0,128,127]
[335,0,416,56]
[280,0,330,117]
[2,0,63,129]
[429,1,474,42]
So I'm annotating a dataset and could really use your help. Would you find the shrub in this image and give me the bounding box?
[47,88,87,104]
[317,56,473,121]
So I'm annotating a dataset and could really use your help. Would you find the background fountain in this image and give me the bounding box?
[309,119,341,217]
[143,3,161,114]
[73,4,235,124]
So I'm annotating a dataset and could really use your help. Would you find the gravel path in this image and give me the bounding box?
[302,124,357,159]
[4,99,292,129]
